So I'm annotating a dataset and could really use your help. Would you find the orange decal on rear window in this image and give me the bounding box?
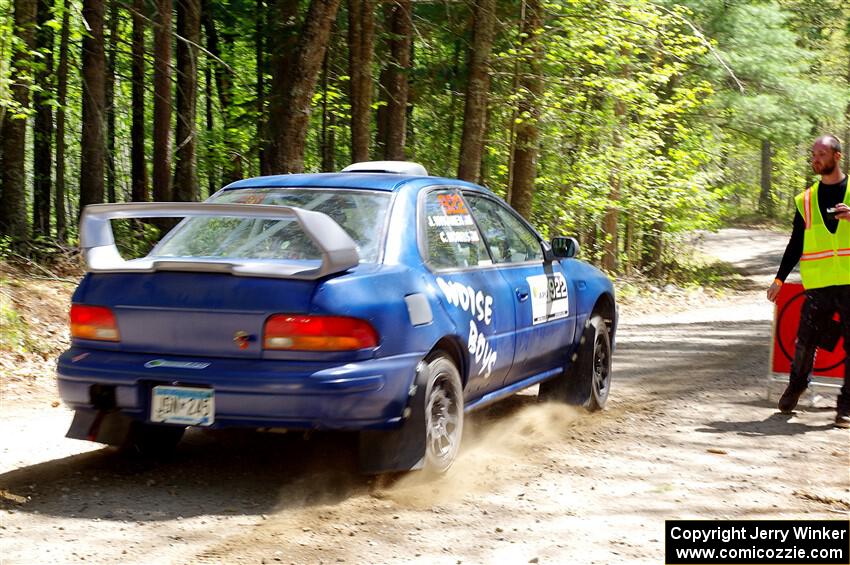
[437,193,468,215]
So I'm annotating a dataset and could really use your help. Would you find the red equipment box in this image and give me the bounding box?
[771,282,845,378]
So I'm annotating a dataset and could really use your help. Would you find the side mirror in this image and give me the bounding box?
[551,236,579,259]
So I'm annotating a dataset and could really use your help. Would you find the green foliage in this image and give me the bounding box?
[661,254,749,291]
[0,283,27,352]
[111,220,162,260]
[0,0,13,117]
[0,235,13,260]
[459,0,729,270]
[1,0,848,284]
[0,278,45,355]
[678,0,849,225]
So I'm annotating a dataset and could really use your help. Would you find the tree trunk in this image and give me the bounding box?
[507,0,542,220]
[601,198,620,272]
[479,103,491,185]
[637,57,676,277]
[267,0,342,173]
[256,0,267,174]
[32,0,53,237]
[504,0,526,203]
[379,0,411,160]
[0,0,36,240]
[55,0,70,241]
[457,0,495,183]
[405,36,415,155]
[79,0,106,212]
[845,45,849,176]
[205,60,216,196]
[130,0,148,202]
[624,213,635,275]
[376,60,388,158]
[265,0,304,173]
[320,47,336,172]
[203,1,218,194]
[173,0,201,202]
[202,0,240,184]
[601,97,626,273]
[446,40,461,165]
[201,0,230,109]
[583,213,596,261]
[153,0,172,202]
[641,219,664,277]
[105,0,118,203]
[347,0,375,163]
[758,139,774,217]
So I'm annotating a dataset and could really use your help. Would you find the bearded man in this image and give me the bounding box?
[766,135,849,429]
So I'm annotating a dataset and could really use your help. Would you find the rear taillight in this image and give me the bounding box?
[263,315,379,351]
[70,304,120,342]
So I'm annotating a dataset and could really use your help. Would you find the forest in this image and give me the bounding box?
[0,0,848,276]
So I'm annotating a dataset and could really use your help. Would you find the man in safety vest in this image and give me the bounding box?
[767,135,849,429]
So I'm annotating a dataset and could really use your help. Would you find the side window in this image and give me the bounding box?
[422,189,492,269]
[464,194,544,263]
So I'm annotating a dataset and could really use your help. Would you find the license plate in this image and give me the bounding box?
[151,386,214,426]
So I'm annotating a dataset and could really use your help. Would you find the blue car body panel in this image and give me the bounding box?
[58,348,421,429]
[58,171,616,433]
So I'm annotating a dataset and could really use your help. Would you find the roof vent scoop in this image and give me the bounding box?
[341,161,428,176]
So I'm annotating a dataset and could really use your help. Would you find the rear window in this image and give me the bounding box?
[150,188,390,263]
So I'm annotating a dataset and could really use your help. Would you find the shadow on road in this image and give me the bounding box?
[730,256,789,279]
[695,413,835,437]
[693,227,792,286]
[0,396,541,523]
[613,319,770,399]
[0,429,371,521]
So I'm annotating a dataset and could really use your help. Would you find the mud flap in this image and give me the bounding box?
[358,361,429,474]
[66,409,133,446]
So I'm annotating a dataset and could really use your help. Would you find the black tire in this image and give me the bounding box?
[122,421,185,458]
[539,314,611,411]
[423,354,464,474]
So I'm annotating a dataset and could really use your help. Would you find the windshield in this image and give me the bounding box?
[150,188,391,263]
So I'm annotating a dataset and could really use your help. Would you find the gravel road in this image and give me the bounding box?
[1,227,847,565]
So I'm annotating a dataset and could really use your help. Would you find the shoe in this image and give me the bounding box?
[778,384,806,413]
[835,414,850,429]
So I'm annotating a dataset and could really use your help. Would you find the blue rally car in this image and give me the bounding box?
[58,161,617,474]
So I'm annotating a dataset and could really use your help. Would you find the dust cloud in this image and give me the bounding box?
[380,400,586,507]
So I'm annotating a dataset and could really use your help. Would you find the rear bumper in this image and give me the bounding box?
[56,348,422,430]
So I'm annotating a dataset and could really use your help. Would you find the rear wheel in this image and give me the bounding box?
[539,314,611,411]
[423,354,464,474]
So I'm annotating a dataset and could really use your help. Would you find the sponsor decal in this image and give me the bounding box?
[436,193,468,215]
[428,213,479,245]
[527,273,569,325]
[439,230,480,244]
[427,214,474,228]
[436,277,493,325]
[436,277,497,378]
[144,359,211,370]
[234,194,265,204]
[468,320,497,378]
[233,331,253,350]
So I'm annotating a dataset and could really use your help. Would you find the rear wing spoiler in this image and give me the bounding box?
[80,202,360,280]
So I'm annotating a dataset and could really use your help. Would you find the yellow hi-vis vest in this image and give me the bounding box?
[794,181,850,289]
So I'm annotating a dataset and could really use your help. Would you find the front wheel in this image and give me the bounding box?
[539,314,611,411]
[423,354,464,474]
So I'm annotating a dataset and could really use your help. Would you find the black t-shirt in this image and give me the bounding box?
[775,176,848,282]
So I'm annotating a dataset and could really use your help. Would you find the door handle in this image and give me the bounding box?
[515,288,529,302]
